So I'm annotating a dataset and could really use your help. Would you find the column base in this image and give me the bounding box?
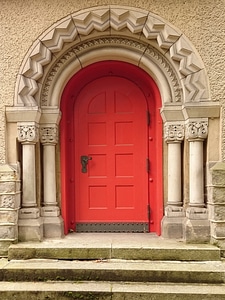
[41,206,64,238]
[42,216,64,238]
[183,207,210,243]
[161,206,185,239]
[18,208,43,242]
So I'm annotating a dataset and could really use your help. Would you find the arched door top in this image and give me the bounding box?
[13,5,214,113]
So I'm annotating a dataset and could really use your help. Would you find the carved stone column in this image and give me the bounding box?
[40,125,64,238]
[17,122,43,241]
[162,122,185,239]
[184,119,210,243]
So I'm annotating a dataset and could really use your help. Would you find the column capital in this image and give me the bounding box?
[40,124,58,145]
[185,119,208,141]
[17,122,39,143]
[164,122,184,143]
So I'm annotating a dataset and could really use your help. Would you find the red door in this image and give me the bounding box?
[60,61,163,235]
[74,76,149,232]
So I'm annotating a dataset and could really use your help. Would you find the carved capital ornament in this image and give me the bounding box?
[185,120,208,140]
[164,123,184,142]
[40,126,58,144]
[17,122,39,143]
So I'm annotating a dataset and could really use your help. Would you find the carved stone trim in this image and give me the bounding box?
[14,6,209,107]
[40,125,58,144]
[41,38,181,106]
[185,119,208,140]
[17,122,39,143]
[164,123,184,142]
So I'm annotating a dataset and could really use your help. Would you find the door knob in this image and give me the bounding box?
[81,155,92,173]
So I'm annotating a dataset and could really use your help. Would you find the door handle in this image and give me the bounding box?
[81,155,92,173]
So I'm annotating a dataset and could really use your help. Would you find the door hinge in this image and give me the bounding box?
[147,204,150,220]
[146,111,150,126]
[146,158,150,173]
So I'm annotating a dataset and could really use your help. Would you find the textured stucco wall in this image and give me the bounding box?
[1,0,225,162]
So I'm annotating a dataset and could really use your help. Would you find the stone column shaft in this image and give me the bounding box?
[189,140,204,207]
[165,123,184,206]
[168,143,182,205]
[186,120,208,208]
[40,125,58,207]
[22,144,36,207]
[43,145,57,206]
[17,122,39,208]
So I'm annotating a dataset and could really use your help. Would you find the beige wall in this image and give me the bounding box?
[1,0,224,163]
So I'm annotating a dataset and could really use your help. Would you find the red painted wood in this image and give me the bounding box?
[60,61,163,235]
[75,76,148,222]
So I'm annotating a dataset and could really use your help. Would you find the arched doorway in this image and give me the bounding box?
[60,61,163,235]
[5,5,220,243]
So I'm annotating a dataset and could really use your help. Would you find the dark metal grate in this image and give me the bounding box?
[76,222,149,233]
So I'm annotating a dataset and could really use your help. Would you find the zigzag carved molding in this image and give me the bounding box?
[15,6,209,106]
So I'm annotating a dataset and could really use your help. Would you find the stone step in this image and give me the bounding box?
[1,258,225,284]
[2,235,224,299]
[0,281,225,300]
[7,234,221,261]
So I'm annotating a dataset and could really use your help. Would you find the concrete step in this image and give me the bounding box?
[1,258,225,284]
[0,281,225,300]
[7,234,221,261]
[3,234,224,299]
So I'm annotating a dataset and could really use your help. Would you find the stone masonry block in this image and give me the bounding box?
[183,218,210,243]
[209,204,225,221]
[208,162,225,186]
[208,186,225,204]
[0,193,21,209]
[43,216,64,238]
[0,225,17,240]
[161,216,184,239]
[0,210,18,223]
[211,222,225,239]
[0,182,18,193]
[18,218,43,242]
[0,164,20,181]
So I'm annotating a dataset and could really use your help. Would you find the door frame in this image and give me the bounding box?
[60,60,163,235]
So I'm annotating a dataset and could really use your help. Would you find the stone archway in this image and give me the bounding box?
[13,6,211,107]
[5,5,220,242]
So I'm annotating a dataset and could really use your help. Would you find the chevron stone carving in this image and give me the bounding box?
[170,37,203,76]
[73,8,110,35]
[110,8,147,33]
[22,42,52,81]
[41,18,78,53]
[15,6,209,106]
[143,15,180,49]
[17,76,38,106]
[182,70,208,102]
